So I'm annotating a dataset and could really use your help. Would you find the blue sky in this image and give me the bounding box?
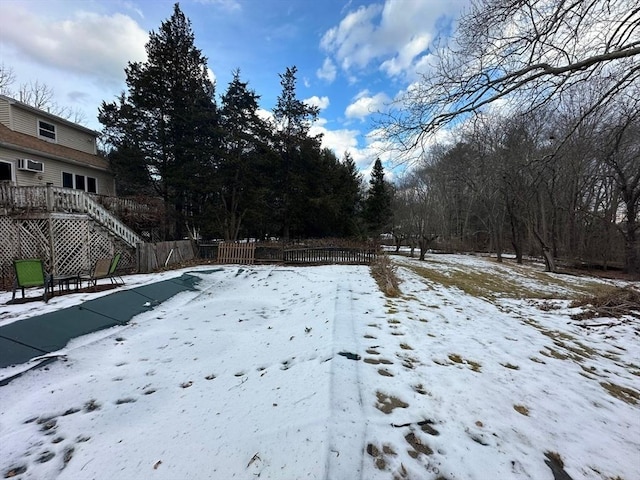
[0,0,469,174]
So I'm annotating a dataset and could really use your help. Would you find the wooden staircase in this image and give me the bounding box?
[0,184,143,248]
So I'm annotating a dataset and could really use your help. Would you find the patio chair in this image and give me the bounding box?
[108,252,124,285]
[80,252,124,289]
[12,259,51,302]
[80,258,112,289]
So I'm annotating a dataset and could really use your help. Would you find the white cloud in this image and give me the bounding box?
[207,68,217,85]
[122,1,144,19]
[316,58,337,83]
[303,95,330,110]
[345,91,390,120]
[0,6,148,82]
[310,119,359,156]
[309,119,399,175]
[380,33,431,77]
[256,108,275,125]
[320,4,382,71]
[320,0,467,80]
[196,0,242,11]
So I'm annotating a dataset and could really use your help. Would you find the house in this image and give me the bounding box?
[0,94,115,195]
[0,95,144,288]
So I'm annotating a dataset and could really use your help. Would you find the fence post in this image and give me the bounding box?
[45,183,54,212]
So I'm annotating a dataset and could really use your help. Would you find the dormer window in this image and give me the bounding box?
[38,120,57,142]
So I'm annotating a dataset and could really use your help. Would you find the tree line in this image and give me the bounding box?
[384,0,639,275]
[99,4,392,243]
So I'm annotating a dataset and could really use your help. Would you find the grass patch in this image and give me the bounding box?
[501,363,520,370]
[405,432,433,457]
[412,384,428,395]
[404,261,608,300]
[513,404,529,416]
[600,382,640,405]
[375,391,409,414]
[448,353,482,372]
[540,348,570,360]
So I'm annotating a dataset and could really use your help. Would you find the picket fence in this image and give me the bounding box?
[213,242,377,266]
[217,242,256,265]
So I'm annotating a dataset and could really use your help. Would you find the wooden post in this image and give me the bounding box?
[45,183,54,212]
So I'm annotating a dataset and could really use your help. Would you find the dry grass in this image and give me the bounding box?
[447,353,482,372]
[375,391,409,414]
[404,260,610,301]
[570,286,640,320]
[371,255,401,297]
[600,382,640,405]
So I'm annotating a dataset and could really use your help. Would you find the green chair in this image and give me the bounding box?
[79,252,124,289]
[12,259,51,302]
[108,252,124,285]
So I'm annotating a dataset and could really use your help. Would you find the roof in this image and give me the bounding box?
[0,94,100,137]
[0,123,110,171]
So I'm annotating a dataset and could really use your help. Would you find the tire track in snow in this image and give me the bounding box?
[325,280,366,480]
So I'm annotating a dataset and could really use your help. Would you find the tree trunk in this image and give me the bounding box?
[534,229,556,273]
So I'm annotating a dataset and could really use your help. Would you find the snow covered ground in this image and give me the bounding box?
[0,254,638,480]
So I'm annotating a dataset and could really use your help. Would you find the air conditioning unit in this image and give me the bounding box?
[17,158,44,173]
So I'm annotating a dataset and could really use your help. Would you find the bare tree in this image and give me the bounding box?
[0,65,87,125]
[597,96,640,274]
[0,63,16,93]
[383,0,640,153]
[17,80,55,110]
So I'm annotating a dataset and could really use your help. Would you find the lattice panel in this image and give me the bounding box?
[1,214,136,291]
[112,236,135,271]
[88,223,114,265]
[18,219,51,268]
[88,222,135,272]
[52,216,90,275]
[0,217,19,290]
[0,217,18,265]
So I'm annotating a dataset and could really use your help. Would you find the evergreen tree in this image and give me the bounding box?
[272,66,320,240]
[215,70,269,240]
[98,3,218,239]
[364,158,393,236]
[336,152,364,236]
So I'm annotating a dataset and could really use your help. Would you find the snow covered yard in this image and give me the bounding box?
[0,255,638,480]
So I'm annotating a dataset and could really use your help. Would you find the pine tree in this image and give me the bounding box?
[336,152,364,236]
[99,3,217,239]
[364,158,393,236]
[272,66,320,240]
[216,70,269,240]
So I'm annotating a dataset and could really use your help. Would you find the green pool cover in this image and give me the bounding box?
[0,271,218,370]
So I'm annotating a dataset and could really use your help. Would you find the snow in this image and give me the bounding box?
[0,255,638,480]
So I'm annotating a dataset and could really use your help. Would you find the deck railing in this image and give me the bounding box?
[0,184,143,248]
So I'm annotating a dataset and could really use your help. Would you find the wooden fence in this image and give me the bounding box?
[217,242,256,265]
[137,240,197,272]
[283,247,377,264]
[209,242,377,265]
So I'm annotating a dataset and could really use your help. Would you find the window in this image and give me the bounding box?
[38,120,57,141]
[62,172,97,193]
[87,177,97,193]
[75,174,85,191]
[62,172,73,188]
[0,161,12,181]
